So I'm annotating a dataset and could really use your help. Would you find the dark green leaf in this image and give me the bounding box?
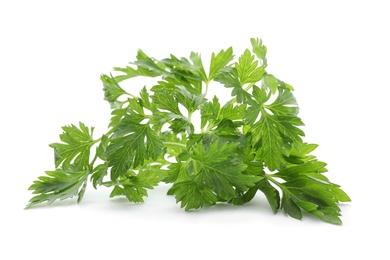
[168,180,218,211]
[247,87,305,171]
[190,142,261,200]
[258,179,280,213]
[107,117,163,179]
[110,166,166,203]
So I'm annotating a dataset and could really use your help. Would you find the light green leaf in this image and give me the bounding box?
[235,49,265,84]
[176,86,206,114]
[250,37,267,66]
[101,74,128,105]
[26,166,89,208]
[49,122,95,170]
[209,47,234,81]
[262,74,278,94]
[215,67,251,103]
[110,166,166,203]
[190,52,208,82]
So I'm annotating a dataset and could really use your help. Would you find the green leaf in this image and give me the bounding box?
[169,115,194,135]
[219,102,246,121]
[235,49,265,85]
[247,87,304,171]
[190,142,261,200]
[284,142,319,164]
[110,165,166,203]
[250,37,267,66]
[274,160,328,181]
[152,88,182,116]
[112,65,161,82]
[276,176,348,224]
[96,134,109,160]
[262,74,278,94]
[215,67,251,103]
[201,96,246,130]
[159,54,203,94]
[175,86,206,114]
[109,105,130,129]
[26,166,89,208]
[258,179,280,213]
[168,180,218,211]
[164,162,191,184]
[282,195,303,220]
[251,114,287,171]
[209,47,234,81]
[139,86,153,111]
[200,96,220,129]
[132,49,170,77]
[107,116,163,180]
[91,163,108,189]
[49,122,95,170]
[101,74,128,105]
[189,119,245,152]
[190,52,208,82]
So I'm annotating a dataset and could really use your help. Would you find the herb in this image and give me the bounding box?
[26,38,350,224]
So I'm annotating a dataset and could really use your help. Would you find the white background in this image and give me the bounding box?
[1,0,389,259]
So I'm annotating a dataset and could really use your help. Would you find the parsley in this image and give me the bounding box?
[26,38,350,224]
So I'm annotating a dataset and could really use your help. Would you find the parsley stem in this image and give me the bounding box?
[265,174,282,187]
[89,152,99,168]
[162,142,187,150]
[245,82,256,92]
[125,91,137,99]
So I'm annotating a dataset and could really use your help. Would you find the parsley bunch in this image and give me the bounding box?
[27,38,350,224]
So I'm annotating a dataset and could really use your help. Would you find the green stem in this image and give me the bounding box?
[101,181,116,187]
[89,152,99,169]
[125,91,137,99]
[266,174,280,186]
[202,122,215,133]
[163,142,187,150]
[244,82,256,92]
[181,132,186,142]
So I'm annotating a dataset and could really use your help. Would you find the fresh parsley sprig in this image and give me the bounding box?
[27,38,350,224]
